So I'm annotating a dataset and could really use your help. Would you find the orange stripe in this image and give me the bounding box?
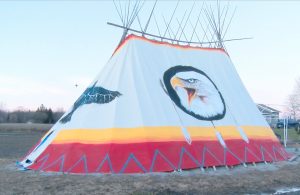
[52,126,277,144]
[112,34,228,56]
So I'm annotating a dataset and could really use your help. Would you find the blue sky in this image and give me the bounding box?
[0,1,299,112]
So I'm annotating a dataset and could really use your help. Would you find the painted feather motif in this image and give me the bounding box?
[60,82,122,124]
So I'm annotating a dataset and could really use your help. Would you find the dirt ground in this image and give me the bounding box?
[1,125,300,195]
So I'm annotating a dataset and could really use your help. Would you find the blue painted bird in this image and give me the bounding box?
[60,81,122,124]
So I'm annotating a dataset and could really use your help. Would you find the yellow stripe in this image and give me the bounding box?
[52,126,277,144]
[242,126,277,140]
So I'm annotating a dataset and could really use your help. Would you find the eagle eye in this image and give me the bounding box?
[187,78,197,83]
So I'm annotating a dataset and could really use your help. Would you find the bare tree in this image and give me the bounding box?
[286,94,300,120]
[0,102,8,123]
[286,77,300,120]
[296,78,300,100]
[1,104,66,124]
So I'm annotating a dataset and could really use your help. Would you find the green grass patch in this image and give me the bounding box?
[273,128,300,142]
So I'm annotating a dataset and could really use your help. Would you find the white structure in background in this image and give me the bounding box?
[257,104,280,128]
[283,118,288,147]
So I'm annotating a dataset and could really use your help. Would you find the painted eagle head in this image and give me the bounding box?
[163,66,226,121]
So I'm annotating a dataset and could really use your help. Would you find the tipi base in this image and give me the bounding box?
[26,139,290,174]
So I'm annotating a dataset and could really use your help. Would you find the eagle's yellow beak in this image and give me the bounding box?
[171,77,197,106]
[171,77,184,88]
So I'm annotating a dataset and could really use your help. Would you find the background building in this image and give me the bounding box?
[257,104,280,128]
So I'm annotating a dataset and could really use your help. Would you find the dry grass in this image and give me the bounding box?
[0,123,52,133]
[0,125,300,194]
[1,154,300,194]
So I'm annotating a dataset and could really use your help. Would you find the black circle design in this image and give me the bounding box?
[163,65,226,121]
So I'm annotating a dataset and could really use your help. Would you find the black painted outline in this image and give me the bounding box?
[163,65,226,121]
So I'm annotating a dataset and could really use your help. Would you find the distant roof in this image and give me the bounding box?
[257,104,280,114]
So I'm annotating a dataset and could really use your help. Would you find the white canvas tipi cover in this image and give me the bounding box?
[19,35,289,173]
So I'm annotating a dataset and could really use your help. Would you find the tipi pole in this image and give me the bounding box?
[108,21,252,46]
[176,18,188,43]
[143,0,158,36]
[189,2,204,43]
[163,0,180,38]
[153,13,162,38]
[174,10,187,41]
[178,1,195,41]
[162,15,175,42]
[188,20,202,46]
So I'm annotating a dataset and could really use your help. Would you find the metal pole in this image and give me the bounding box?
[283,119,286,147]
[283,118,286,147]
[286,117,289,146]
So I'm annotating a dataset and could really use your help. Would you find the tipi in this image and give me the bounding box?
[19,1,289,174]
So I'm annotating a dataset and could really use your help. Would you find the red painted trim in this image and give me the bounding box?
[28,139,288,174]
[112,34,229,56]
